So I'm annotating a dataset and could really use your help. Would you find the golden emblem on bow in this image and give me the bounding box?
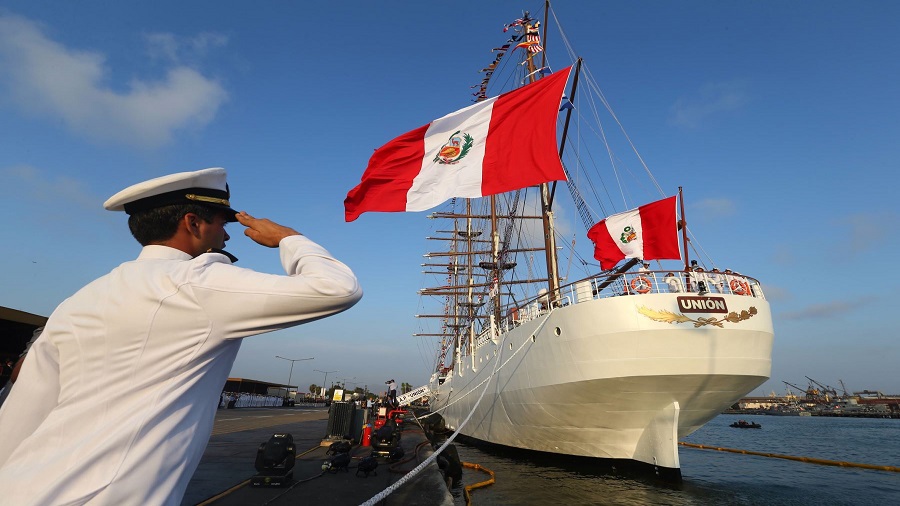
[638,306,758,328]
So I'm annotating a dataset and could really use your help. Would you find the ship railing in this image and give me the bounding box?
[563,269,766,301]
[475,329,495,349]
[497,269,766,330]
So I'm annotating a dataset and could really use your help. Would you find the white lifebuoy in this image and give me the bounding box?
[630,276,652,294]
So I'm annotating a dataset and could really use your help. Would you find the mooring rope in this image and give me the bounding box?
[422,309,556,417]
[360,310,555,506]
[680,442,900,473]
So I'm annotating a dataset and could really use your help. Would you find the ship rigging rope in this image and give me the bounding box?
[360,310,556,506]
[550,5,667,208]
[685,226,716,270]
[680,442,900,473]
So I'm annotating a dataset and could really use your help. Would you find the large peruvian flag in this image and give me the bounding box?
[587,196,681,270]
[344,67,572,222]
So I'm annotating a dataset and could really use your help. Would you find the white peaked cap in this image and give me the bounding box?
[104,167,237,221]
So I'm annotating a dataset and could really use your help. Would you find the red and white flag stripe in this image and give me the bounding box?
[587,196,681,270]
[344,67,572,222]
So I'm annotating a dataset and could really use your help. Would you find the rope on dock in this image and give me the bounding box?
[359,311,558,506]
[679,442,900,473]
[462,462,495,505]
[357,349,500,506]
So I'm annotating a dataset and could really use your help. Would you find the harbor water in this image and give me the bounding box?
[447,414,899,505]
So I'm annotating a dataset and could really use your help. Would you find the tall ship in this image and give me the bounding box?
[345,2,774,481]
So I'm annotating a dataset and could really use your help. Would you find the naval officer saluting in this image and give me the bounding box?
[0,168,363,505]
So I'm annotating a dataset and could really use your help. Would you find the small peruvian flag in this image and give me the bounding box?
[587,196,681,270]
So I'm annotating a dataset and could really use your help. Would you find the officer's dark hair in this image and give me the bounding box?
[128,204,220,246]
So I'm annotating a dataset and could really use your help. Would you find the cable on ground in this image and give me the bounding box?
[388,439,432,474]
[195,443,324,505]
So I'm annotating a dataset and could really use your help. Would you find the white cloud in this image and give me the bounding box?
[0,164,110,238]
[144,31,228,64]
[0,12,228,148]
[779,297,872,321]
[771,245,796,266]
[0,164,97,211]
[690,197,735,217]
[670,81,748,128]
[758,283,789,302]
[834,211,898,257]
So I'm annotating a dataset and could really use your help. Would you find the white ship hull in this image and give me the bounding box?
[428,291,773,477]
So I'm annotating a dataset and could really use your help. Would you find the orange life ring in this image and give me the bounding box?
[630,276,652,294]
[729,279,748,295]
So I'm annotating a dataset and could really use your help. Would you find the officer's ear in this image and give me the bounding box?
[183,213,203,239]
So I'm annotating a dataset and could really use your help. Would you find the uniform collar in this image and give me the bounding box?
[137,245,193,261]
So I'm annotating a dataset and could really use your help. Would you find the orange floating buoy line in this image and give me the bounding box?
[462,462,496,505]
[679,442,900,473]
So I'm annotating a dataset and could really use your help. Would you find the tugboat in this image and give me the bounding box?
[730,420,762,429]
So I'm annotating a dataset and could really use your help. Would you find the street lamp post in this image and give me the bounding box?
[275,356,313,400]
[314,369,337,402]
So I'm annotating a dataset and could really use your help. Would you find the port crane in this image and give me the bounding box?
[839,379,850,398]
[805,376,839,402]
[783,380,828,404]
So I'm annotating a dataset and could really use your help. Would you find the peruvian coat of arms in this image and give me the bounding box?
[434,130,474,164]
[620,225,637,244]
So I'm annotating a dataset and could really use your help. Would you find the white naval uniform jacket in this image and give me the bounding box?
[0,235,362,505]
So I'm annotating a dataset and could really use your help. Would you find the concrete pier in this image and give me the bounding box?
[182,405,453,506]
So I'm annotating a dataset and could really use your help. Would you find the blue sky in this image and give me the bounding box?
[1,1,898,398]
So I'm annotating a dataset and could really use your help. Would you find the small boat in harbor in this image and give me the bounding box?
[730,420,762,429]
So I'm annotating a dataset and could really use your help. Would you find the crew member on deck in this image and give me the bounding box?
[708,268,725,293]
[689,260,708,295]
[664,272,683,293]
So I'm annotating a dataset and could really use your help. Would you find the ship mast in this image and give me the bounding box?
[679,186,690,272]
[465,198,478,356]
[417,9,563,362]
[523,12,561,306]
[489,181,501,325]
